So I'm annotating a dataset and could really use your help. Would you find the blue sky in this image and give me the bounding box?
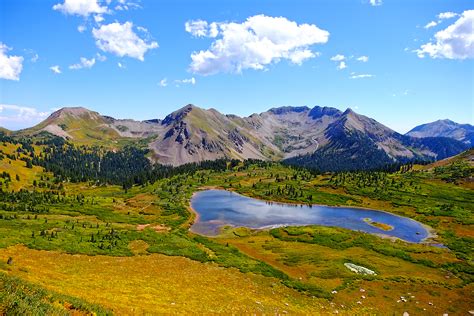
[0,0,473,132]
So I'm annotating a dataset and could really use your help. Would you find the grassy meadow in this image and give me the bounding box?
[0,139,472,314]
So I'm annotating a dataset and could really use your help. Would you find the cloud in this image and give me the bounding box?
[0,43,24,81]
[94,14,104,23]
[424,21,438,29]
[0,104,51,130]
[337,61,347,70]
[330,54,345,62]
[416,10,474,60]
[78,25,86,33]
[114,0,141,11]
[159,78,168,87]
[96,53,107,62]
[185,20,219,38]
[92,22,158,61]
[438,12,459,20]
[350,73,374,79]
[369,0,382,6]
[117,62,125,68]
[50,65,62,74]
[330,54,348,69]
[30,54,39,63]
[356,55,369,62]
[175,77,196,85]
[69,57,96,69]
[188,15,329,75]
[52,0,108,17]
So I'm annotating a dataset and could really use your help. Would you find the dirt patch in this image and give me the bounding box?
[136,224,170,232]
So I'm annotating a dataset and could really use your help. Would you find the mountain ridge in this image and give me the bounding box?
[406,119,474,146]
[4,104,469,169]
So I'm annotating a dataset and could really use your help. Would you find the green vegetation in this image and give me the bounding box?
[0,272,110,315]
[0,135,472,314]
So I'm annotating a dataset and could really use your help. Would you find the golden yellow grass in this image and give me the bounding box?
[0,245,370,314]
[363,218,394,231]
[0,154,48,192]
[224,235,459,286]
[222,235,471,315]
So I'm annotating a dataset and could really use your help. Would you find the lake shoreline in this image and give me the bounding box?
[189,188,439,244]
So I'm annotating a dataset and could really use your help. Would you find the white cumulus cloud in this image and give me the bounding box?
[96,53,107,62]
[369,0,382,6]
[0,43,24,81]
[438,12,459,20]
[159,78,168,87]
[92,22,158,61]
[424,21,438,29]
[337,61,347,70]
[416,10,474,60]
[188,15,329,75]
[185,20,219,38]
[330,54,345,62]
[350,73,374,79]
[0,104,51,130]
[356,55,369,62]
[175,77,196,85]
[53,0,108,17]
[69,57,96,69]
[50,65,62,74]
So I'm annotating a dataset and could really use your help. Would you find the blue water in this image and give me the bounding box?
[190,190,430,243]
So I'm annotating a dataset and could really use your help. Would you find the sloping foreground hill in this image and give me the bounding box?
[9,104,468,169]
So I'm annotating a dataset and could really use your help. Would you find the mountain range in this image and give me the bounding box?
[5,104,472,171]
[406,119,474,146]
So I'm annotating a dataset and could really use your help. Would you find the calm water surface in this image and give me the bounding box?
[190,190,430,243]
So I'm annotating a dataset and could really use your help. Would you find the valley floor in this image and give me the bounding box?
[0,142,473,314]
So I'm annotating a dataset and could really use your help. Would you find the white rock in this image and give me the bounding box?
[344,263,376,275]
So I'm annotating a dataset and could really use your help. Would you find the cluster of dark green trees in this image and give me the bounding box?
[36,143,239,189]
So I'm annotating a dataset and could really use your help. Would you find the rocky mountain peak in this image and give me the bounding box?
[268,106,310,115]
[308,106,342,120]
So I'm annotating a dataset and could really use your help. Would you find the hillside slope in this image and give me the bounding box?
[17,107,163,147]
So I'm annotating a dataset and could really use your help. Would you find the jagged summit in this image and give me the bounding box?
[268,106,310,115]
[13,103,468,167]
[308,106,341,119]
[162,104,201,125]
